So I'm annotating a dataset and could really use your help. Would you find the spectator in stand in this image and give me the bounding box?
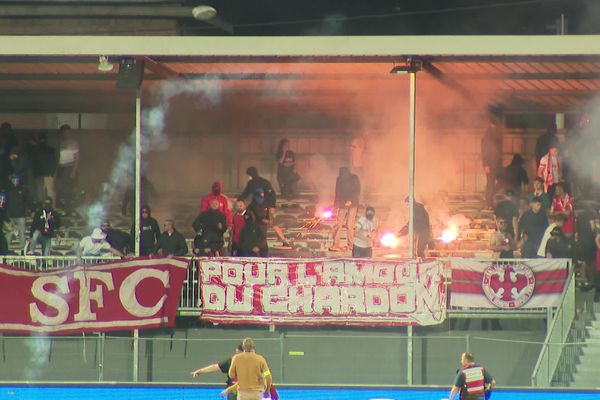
[329,167,361,252]
[156,219,188,256]
[494,190,519,240]
[537,214,567,257]
[30,134,58,207]
[537,140,562,195]
[192,199,227,256]
[575,207,597,291]
[550,183,575,238]
[230,200,247,256]
[353,206,378,258]
[490,218,515,258]
[398,197,433,258]
[135,204,160,256]
[55,124,79,213]
[481,119,502,209]
[0,192,9,255]
[0,122,17,156]
[526,177,551,211]
[7,145,31,189]
[6,173,31,254]
[518,197,548,258]
[243,188,273,256]
[28,197,59,256]
[101,220,131,255]
[238,209,268,257]
[199,181,231,228]
[535,122,558,168]
[275,138,300,199]
[237,166,290,248]
[77,228,124,258]
[545,226,573,259]
[500,154,529,201]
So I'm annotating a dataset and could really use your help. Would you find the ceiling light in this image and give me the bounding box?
[192,5,217,21]
[98,55,114,72]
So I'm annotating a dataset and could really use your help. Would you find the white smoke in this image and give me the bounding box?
[24,335,51,381]
[85,79,223,230]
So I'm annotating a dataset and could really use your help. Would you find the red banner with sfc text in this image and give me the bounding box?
[199,258,446,326]
[0,257,188,334]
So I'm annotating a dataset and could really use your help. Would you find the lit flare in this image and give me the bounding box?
[439,226,459,243]
[321,208,333,220]
[380,232,400,248]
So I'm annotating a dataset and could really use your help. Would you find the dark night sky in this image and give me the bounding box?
[184,0,600,36]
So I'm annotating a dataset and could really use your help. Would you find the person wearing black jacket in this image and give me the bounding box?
[28,197,60,256]
[399,197,433,258]
[192,199,227,256]
[236,166,290,248]
[101,220,131,255]
[329,167,360,252]
[236,166,276,207]
[6,173,31,253]
[156,219,188,256]
[518,197,548,258]
[238,209,268,257]
[30,133,58,207]
[136,205,160,256]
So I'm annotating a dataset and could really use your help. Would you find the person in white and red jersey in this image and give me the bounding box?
[449,352,495,400]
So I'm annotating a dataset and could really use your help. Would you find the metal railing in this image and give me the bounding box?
[531,270,576,387]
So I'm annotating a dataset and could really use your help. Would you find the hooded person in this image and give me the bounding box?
[238,209,268,257]
[29,197,60,256]
[193,199,227,256]
[237,167,276,208]
[199,181,232,227]
[329,167,361,252]
[133,204,160,256]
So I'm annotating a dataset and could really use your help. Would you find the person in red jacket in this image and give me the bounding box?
[449,352,495,400]
[200,181,232,227]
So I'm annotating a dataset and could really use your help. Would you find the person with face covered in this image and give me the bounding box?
[135,205,160,256]
[28,197,60,256]
[238,209,268,257]
[238,166,290,248]
[193,199,228,256]
[353,206,378,258]
[330,167,361,252]
[200,181,232,228]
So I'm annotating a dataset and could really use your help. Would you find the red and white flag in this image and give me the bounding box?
[0,257,188,334]
[450,258,568,309]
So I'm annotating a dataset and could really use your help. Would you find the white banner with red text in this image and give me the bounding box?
[450,258,568,309]
[199,258,446,326]
[0,257,188,334]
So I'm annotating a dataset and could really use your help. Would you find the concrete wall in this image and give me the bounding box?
[0,319,545,386]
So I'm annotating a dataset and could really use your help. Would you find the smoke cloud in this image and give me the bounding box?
[85,80,223,230]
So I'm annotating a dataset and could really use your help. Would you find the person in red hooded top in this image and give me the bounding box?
[200,181,232,227]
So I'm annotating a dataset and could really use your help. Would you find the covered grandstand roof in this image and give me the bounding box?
[0,35,600,112]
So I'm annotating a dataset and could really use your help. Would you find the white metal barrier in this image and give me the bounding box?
[530,271,576,387]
